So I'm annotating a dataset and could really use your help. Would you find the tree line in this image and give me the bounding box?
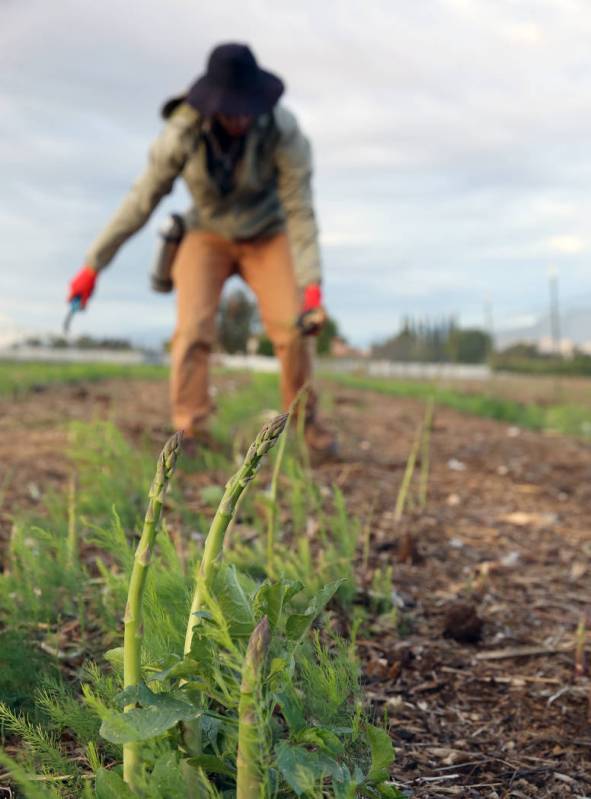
[371,318,492,364]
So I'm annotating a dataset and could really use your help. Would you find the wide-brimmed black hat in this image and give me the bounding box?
[168,43,283,119]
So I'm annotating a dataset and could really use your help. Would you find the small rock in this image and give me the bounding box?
[501,511,558,528]
[397,531,422,564]
[27,482,42,501]
[366,656,389,679]
[500,551,520,568]
[391,720,413,736]
[447,493,461,507]
[571,561,587,580]
[448,458,466,471]
[443,600,483,644]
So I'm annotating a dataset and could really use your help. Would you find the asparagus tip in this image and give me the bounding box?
[150,431,184,500]
[255,413,289,457]
[246,616,271,670]
[161,431,184,477]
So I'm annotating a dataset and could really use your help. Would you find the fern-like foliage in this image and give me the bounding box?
[0,701,73,776]
[34,681,100,745]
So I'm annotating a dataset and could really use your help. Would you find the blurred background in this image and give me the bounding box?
[2,0,591,371]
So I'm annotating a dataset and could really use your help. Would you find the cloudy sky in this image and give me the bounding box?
[2,0,591,347]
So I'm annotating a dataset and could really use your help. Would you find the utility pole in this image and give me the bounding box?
[484,294,494,357]
[548,266,561,355]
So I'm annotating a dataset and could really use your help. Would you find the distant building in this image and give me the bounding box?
[537,336,575,357]
[330,336,368,359]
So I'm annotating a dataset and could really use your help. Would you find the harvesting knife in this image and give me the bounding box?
[63,296,82,335]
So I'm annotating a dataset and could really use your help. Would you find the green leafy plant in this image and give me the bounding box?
[92,415,398,797]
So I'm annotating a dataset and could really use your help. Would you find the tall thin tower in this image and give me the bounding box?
[548,266,561,355]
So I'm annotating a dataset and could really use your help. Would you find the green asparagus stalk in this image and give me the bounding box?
[361,498,377,573]
[295,386,312,474]
[236,616,271,799]
[394,424,422,523]
[66,472,78,569]
[266,406,294,578]
[419,398,435,510]
[123,432,183,793]
[184,414,287,656]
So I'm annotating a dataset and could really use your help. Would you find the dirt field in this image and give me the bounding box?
[2,375,591,797]
[431,372,591,407]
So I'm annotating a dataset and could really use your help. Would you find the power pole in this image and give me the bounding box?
[548,266,561,355]
[484,294,494,356]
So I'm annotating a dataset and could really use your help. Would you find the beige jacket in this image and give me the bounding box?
[86,103,322,287]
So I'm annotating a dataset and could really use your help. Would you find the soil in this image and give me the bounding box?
[2,375,591,798]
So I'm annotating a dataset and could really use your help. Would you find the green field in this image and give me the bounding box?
[0,360,168,397]
[3,359,591,439]
[324,371,591,438]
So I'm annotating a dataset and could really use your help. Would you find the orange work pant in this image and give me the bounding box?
[170,230,312,432]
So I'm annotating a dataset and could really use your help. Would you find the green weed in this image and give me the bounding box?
[327,372,591,438]
[0,360,167,398]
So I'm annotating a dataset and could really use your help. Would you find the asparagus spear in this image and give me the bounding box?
[236,617,271,799]
[123,432,183,792]
[180,416,286,792]
[184,414,287,655]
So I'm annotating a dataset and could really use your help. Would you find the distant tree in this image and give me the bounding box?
[498,342,539,359]
[48,336,68,349]
[372,317,457,362]
[256,335,274,357]
[372,317,491,364]
[492,342,591,376]
[74,335,132,350]
[316,315,341,356]
[447,328,492,364]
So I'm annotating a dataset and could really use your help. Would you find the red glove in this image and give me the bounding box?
[68,266,97,309]
[302,283,322,312]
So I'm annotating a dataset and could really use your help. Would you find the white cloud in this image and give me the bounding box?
[504,22,544,45]
[546,234,587,254]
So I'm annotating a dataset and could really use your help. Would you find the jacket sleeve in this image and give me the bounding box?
[273,106,322,288]
[85,105,199,271]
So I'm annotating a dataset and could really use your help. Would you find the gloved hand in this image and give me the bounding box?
[68,265,97,309]
[297,283,327,336]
